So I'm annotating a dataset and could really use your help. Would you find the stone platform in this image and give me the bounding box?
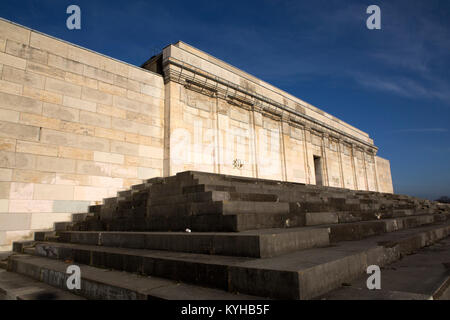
[3,171,450,300]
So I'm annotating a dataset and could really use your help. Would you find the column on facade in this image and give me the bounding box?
[350,143,358,190]
[362,148,369,191]
[249,105,259,178]
[279,113,289,182]
[337,139,345,188]
[371,150,380,192]
[213,96,221,174]
[321,132,330,187]
[302,125,311,184]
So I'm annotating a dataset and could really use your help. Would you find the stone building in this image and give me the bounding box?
[0,18,393,250]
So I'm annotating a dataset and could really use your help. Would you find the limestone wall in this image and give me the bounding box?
[0,18,394,251]
[0,19,164,250]
[159,42,394,195]
[167,42,373,145]
[164,79,388,191]
[375,156,394,194]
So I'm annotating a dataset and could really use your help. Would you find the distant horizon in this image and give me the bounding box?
[1,0,449,200]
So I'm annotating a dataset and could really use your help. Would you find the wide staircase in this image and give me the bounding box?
[3,171,450,300]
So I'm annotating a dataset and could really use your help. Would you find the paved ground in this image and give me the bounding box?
[0,269,86,300]
[319,237,450,300]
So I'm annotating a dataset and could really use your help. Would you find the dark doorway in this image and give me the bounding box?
[314,156,323,186]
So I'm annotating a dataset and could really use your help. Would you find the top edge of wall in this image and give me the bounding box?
[0,17,163,79]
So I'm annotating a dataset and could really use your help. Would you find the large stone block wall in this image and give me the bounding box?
[159,42,394,195]
[0,19,394,251]
[165,42,374,145]
[375,156,394,194]
[0,19,164,250]
[165,80,390,193]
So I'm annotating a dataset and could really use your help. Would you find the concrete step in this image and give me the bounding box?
[0,252,12,269]
[149,191,279,207]
[61,171,450,235]
[76,209,449,234]
[130,182,152,192]
[93,211,296,232]
[328,214,443,242]
[182,171,340,192]
[148,201,290,217]
[56,227,330,258]
[24,222,450,299]
[184,183,357,203]
[71,213,88,223]
[7,254,263,300]
[186,172,416,203]
[0,269,85,300]
[54,221,73,231]
[319,237,450,300]
[305,212,339,226]
[12,241,35,253]
[55,214,447,258]
[300,207,437,226]
[88,204,102,213]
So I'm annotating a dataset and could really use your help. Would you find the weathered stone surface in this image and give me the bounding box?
[45,77,81,98]
[0,138,16,152]
[0,121,40,141]
[0,19,30,44]
[26,61,65,79]
[0,51,26,69]
[0,168,12,182]
[33,184,74,200]
[0,18,397,258]
[36,156,76,174]
[94,151,124,165]
[0,213,31,231]
[23,86,62,104]
[40,128,77,147]
[80,110,111,128]
[5,40,47,64]
[58,146,93,161]
[81,87,112,105]
[2,65,45,89]
[0,91,42,114]
[52,200,90,213]
[48,54,83,74]
[0,108,20,123]
[13,169,56,184]
[42,103,79,122]
[16,140,58,157]
[63,95,96,112]
[0,182,11,198]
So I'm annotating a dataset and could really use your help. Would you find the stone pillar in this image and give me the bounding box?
[213,96,221,174]
[371,150,380,192]
[362,148,369,191]
[302,126,311,184]
[279,113,289,182]
[163,82,172,177]
[337,139,345,188]
[253,108,263,178]
[321,133,330,187]
[249,106,259,178]
[351,143,358,190]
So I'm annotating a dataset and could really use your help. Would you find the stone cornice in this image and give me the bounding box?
[163,57,378,152]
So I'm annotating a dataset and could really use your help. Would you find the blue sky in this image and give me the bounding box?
[1,0,449,199]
